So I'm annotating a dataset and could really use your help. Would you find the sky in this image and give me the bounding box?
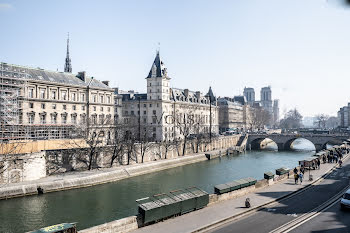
[1,0,350,118]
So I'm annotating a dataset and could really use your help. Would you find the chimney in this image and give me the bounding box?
[184,89,189,98]
[195,91,201,99]
[77,71,86,82]
[102,81,110,86]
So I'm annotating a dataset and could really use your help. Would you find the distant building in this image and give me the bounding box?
[338,104,350,128]
[217,97,245,133]
[273,99,279,124]
[243,87,255,105]
[260,86,273,114]
[242,86,279,126]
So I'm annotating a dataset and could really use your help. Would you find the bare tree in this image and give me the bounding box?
[249,106,271,130]
[314,114,329,129]
[175,111,195,156]
[279,108,303,130]
[139,124,153,163]
[65,116,113,170]
[326,116,339,129]
[109,123,125,167]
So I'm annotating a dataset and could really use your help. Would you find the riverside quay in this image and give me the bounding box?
[2,1,350,233]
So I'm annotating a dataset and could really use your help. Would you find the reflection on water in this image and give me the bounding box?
[0,141,315,232]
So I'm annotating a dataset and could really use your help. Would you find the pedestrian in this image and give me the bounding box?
[335,155,338,164]
[312,161,316,170]
[301,166,305,174]
[299,172,303,184]
[317,159,321,169]
[339,159,343,168]
[293,167,298,174]
[294,173,299,184]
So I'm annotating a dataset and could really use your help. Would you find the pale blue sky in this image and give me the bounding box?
[1,0,350,117]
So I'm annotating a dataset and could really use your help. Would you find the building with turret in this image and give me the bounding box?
[119,52,219,141]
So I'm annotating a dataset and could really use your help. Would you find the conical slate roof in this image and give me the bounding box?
[206,86,216,102]
[147,51,168,78]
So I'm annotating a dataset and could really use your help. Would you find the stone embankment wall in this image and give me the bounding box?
[0,135,240,185]
[0,152,46,184]
[79,216,138,233]
[45,135,240,175]
[0,154,209,199]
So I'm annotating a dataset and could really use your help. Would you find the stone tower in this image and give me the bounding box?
[146,51,170,101]
[243,87,255,105]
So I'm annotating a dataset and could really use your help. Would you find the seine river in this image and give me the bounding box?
[0,139,316,233]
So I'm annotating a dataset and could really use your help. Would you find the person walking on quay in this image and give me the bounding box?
[294,173,299,184]
[300,166,305,174]
[317,159,321,169]
[294,167,298,174]
[335,155,338,164]
[299,172,303,184]
[339,159,343,168]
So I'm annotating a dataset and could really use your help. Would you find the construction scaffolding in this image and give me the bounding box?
[0,63,77,142]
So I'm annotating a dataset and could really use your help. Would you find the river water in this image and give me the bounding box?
[0,139,316,233]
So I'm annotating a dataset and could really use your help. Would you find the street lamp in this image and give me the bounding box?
[86,77,94,137]
[138,96,141,142]
[205,93,212,143]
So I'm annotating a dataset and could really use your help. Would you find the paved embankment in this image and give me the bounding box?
[0,151,219,200]
[131,153,349,233]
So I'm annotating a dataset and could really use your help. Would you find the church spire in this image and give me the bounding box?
[64,33,72,73]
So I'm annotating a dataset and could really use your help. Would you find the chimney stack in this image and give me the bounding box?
[184,89,189,98]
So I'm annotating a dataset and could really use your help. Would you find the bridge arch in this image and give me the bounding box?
[250,137,277,150]
[282,138,317,151]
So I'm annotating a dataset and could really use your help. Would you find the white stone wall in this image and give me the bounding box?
[0,152,46,184]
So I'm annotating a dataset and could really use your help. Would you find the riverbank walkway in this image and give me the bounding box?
[133,153,350,233]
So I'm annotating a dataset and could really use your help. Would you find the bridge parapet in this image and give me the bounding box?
[247,133,348,152]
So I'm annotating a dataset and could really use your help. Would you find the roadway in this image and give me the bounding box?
[206,162,350,233]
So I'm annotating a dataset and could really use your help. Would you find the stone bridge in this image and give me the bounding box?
[247,133,349,152]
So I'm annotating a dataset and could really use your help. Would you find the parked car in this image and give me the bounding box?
[340,189,350,210]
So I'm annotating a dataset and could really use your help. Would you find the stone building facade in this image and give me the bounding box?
[120,52,219,141]
[217,97,245,132]
[0,62,114,142]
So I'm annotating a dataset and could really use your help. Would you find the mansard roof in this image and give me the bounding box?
[147,51,169,78]
[0,62,110,89]
[171,88,210,104]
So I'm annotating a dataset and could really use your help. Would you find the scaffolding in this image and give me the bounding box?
[0,63,77,142]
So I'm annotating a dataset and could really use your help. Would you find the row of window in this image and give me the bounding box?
[29,103,111,112]
[28,88,112,103]
[28,114,80,124]
[124,110,157,116]
[27,114,112,125]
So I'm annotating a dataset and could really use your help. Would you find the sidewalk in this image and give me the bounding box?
[132,153,349,233]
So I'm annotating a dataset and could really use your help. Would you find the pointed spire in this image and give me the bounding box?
[147,51,169,79]
[206,86,216,103]
[64,33,72,73]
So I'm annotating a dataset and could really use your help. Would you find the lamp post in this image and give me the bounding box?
[86,77,94,137]
[138,96,141,142]
[205,93,212,143]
